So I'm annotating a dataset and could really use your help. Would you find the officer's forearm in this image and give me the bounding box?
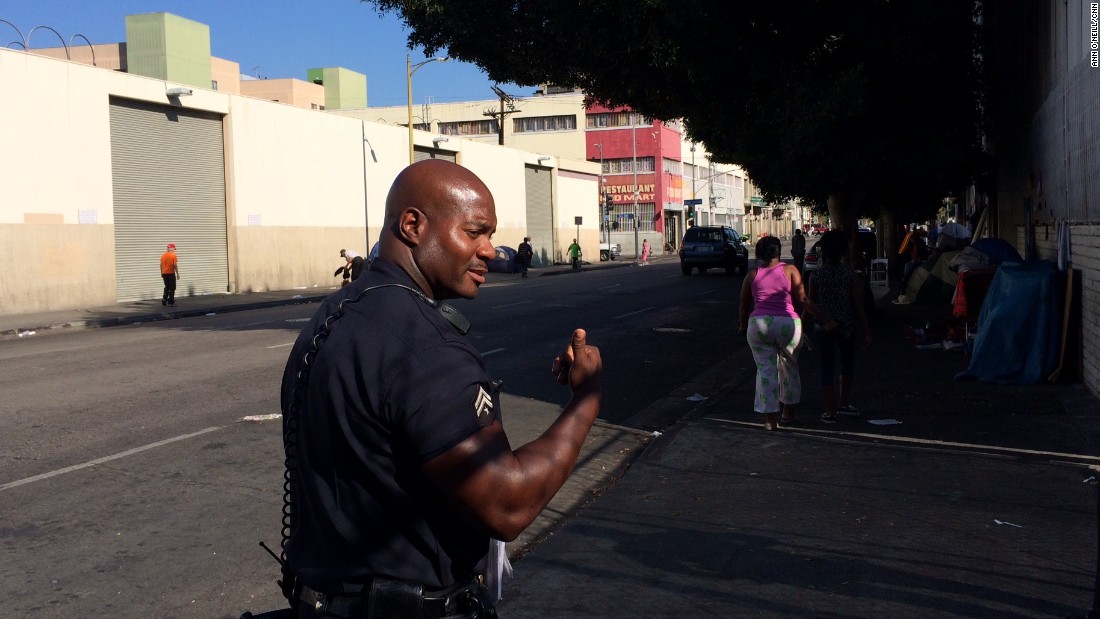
[504,389,601,529]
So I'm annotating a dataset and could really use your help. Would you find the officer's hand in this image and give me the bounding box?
[552,328,602,393]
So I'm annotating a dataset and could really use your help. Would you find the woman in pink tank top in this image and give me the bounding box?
[738,235,812,430]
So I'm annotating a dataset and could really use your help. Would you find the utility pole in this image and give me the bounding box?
[483,85,519,146]
[632,117,640,264]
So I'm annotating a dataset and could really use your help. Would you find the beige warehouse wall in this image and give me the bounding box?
[0,47,600,314]
[0,224,116,314]
[555,167,601,260]
[0,50,116,225]
[456,141,531,248]
[227,96,371,291]
[0,49,230,312]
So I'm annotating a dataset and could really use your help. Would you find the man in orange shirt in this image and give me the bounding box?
[160,243,180,307]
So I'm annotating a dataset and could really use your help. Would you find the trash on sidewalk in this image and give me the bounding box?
[18,330,36,337]
[905,320,966,350]
[993,519,1023,528]
[868,418,903,425]
[206,312,216,316]
[292,294,305,299]
[685,393,708,402]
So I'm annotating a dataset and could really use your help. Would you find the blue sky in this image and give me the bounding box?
[1,0,530,107]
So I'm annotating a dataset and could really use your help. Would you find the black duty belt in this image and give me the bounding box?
[299,577,491,619]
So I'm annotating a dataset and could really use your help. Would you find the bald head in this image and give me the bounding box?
[377,160,497,299]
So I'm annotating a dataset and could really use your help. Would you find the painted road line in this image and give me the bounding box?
[615,307,655,320]
[482,348,506,356]
[0,426,225,491]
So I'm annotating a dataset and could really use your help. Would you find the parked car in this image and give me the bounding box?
[679,226,749,275]
[803,240,822,273]
[600,241,622,261]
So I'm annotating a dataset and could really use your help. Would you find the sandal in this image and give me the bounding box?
[764,412,778,431]
[820,413,838,424]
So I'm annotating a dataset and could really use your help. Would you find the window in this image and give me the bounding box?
[439,119,499,136]
[586,111,649,129]
[663,158,682,175]
[605,157,655,174]
[513,114,577,133]
[211,80,218,91]
[614,203,657,232]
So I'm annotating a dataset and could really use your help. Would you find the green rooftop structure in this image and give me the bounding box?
[306,67,367,110]
[125,12,212,89]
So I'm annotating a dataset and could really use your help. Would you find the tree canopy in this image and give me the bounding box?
[366,0,985,226]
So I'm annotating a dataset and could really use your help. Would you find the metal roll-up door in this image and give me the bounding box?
[109,97,228,302]
[524,165,553,266]
[413,148,456,163]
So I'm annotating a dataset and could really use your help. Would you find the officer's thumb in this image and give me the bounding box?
[571,329,587,352]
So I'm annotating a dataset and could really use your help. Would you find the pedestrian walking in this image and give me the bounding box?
[516,236,533,277]
[807,230,873,423]
[160,243,179,307]
[738,236,808,430]
[640,239,650,265]
[567,238,582,271]
[791,228,806,272]
[277,160,603,617]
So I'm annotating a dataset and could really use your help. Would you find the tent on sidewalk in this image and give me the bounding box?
[955,260,1062,384]
[897,249,962,305]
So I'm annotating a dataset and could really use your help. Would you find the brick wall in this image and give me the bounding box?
[1071,225,1100,394]
[1013,224,1099,395]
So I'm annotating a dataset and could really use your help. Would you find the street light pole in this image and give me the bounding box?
[407,54,448,165]
[690,144,696,227]
[594,143,605,243]
[632,116,639,264]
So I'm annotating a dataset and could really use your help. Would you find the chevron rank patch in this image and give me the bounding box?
[474,385,495,427]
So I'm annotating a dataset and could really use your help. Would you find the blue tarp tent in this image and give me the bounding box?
[956,260,1062,384]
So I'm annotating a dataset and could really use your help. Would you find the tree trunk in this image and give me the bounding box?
[826,190,860,232]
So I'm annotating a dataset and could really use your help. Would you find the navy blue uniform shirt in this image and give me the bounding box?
[280,259,499,593]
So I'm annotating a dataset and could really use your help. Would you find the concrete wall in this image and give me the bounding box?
[556,168,601,260]
[238,78,324,109]
[0,47,599,314]
[997,1,1100,397]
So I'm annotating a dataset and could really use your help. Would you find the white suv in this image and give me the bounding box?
[600,242,622,261]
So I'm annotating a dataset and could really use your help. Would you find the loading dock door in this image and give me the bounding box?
[109,97,228,302]
[524,165,553,266]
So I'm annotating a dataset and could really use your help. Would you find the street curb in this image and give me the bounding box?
[535,260,638,276]
[0,295,329,340]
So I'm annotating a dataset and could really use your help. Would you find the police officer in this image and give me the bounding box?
[279,160,603,618]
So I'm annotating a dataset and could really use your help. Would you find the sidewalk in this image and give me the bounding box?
[496,283,1100,617]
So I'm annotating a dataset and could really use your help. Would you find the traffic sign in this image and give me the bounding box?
[684,199,702,205]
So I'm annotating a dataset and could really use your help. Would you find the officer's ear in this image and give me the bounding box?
[397,207,428,246]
